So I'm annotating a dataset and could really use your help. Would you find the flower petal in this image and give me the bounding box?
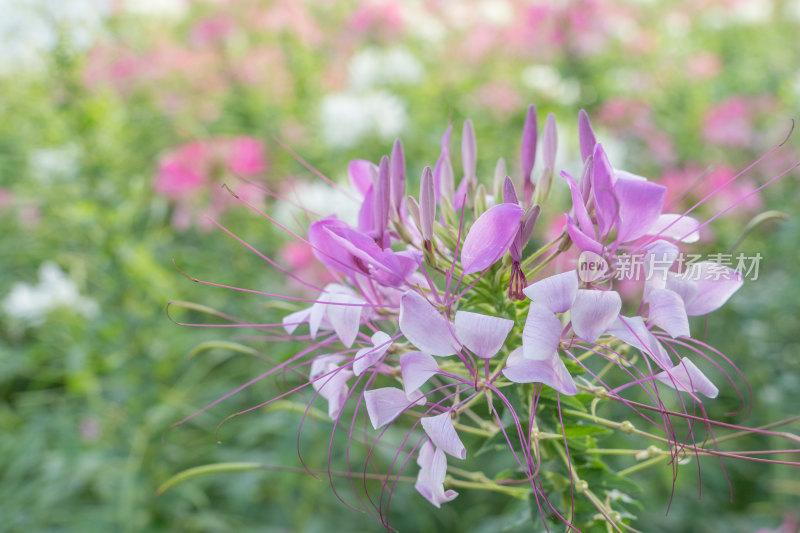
[400,351,440,397]
[462,119,477,183]
[399,290,457,356]
[454,310,513,359]
[570,290,621,343]
[522,302,563,360]
[308,217,359,276]
[310,355,352,420]
[415,441,458,508]
[282,307,311,334]
[364,387,423,429]
[578,109,597,163]
[591,144,617,238]
[522,270,579,314]
[647,213,701,243]
[324,289,364,348]
[655,357,719,398]
[607,315,671,369]
[680,262,744,316]
[421,413,466,459]
[521,104,538,181]
[348,159,377,197]
[561,170,593,237]
[461,203,525,275]
[647,288,690,338]
[565,216,604,255]
[613,175,666,243]
[353,331,392,377]
[502,348,578,395]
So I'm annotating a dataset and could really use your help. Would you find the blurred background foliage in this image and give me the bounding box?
[0,0,799,531]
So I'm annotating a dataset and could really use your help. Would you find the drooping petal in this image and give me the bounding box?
[364,387,423,429]
[399,290,458,356]
[415,441,458,508]
[421,413,466,459]
[400,351,440,397]
[282,307,311,334]
[607,315,671,369]
[324,289,364,348]
[642,239,680,296]
[461,203,525,275]
[647,213,701,243]
[454,310,513,359]
[308,300,326,339]
[353,331,392,376]
[323,224,418,287]
[462,119,476,183]
[522,270,578,314]
[578,109,596,163]
[655,357,719,398]
[613,175,666,243]
[522,302,563,360]
[502,348,578,395]
[570,289,621,342]
[561,170,593,237]
[664,272,698,306]
[310,355,352,420]
[681,262,744,316]
[308,217,359,276]
[542,112,557,170]
[647,288,690,338]
[348,159,377,197]
[592,144,617,238]
[565,216,604,255]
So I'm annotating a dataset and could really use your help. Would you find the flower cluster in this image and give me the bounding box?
[154,136,267,231]
[174,106,799,531]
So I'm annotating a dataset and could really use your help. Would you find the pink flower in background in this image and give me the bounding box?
[189,16,235,47]
[658,165,762,215]
[229,137,268,176]
[700,165,764,212]
[348,1,406,41]
[154,141,208,198]
[703,97,753,147]
[154,137,267,231]
[471,82,522,117]
[597,98,676,164]
[687,51,723,79]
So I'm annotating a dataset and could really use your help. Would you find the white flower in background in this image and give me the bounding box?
[521,65,580,106]
[2,262,98,327]
[28,144,81,183]
[320,45,421,148]
[477,0,513,27]
[320,90,408,149]
[348,46,424,91]
[0,0,108,74]
[275,180,361,229]
[119,0,188,18]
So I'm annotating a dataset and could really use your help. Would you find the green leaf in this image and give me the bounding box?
[157,462,265,495]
